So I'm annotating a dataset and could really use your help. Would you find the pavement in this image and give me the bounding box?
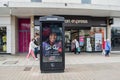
[0,52,120,80]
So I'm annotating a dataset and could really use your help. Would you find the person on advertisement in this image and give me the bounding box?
[42,33,62,62]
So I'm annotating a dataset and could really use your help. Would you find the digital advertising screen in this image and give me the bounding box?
[42,23,63,62]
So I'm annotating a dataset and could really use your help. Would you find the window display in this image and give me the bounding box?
[42,23,63,62]
[79,36,84,46]
[0,27,7,52]
[79,30,90,52]
[79,27,105,52]
[86,37,92,52]
[65,27,106,52]
[95,33,102,51]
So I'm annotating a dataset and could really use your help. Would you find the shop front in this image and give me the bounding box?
[63,16,107,52]
[34,16,107,53]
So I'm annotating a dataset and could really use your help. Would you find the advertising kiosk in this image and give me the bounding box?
[39,16,65,73]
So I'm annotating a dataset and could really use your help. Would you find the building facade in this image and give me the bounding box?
[0,0,120,54]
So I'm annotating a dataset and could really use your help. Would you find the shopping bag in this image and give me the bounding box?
[77,47,80,52]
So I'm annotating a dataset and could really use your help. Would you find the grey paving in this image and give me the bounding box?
[0,53,120,80]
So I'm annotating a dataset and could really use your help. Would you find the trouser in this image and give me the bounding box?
[75,47,81,54]
[105,50,110,56]
[74,46,76,54]
[34,47,38,58]
[26,49,36,60]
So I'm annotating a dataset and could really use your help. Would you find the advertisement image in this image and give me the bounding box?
[42,23,63,62]
[79,36,84,46]
[95,33,102,51]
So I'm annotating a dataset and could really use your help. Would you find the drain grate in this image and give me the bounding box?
[24,67,32,71]
[0,58,6,61]
[0,55,4,57]
[3,61,18,64]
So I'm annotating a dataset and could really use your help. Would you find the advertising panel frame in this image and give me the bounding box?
[39,16,65,73]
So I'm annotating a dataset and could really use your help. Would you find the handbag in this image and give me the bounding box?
[77,47,80,52]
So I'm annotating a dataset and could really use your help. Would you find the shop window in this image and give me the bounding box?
[0,27,7,52]
[81,0,91,4]
[111,27,120,51]
[65,27,106,52]
[31,0,42,2]
[79,27,106,52]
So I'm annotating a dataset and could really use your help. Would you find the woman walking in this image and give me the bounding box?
[105,39,111,57]
[26,38,38,60]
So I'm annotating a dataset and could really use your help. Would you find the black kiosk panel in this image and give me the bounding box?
[39,16,65,73]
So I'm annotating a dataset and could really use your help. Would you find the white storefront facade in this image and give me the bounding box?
[0,0,120,54]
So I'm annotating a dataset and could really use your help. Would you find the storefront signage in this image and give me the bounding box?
[34,16,107,27]
[21,23,30,28]
[65,19,88,24]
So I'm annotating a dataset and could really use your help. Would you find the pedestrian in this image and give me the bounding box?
[34,33,40,59]
[102,39,106,55]
[71,41,75,52]
[105,39,111,57]
[26,38,38,60]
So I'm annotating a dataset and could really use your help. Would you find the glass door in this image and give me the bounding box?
[111,27,120,51]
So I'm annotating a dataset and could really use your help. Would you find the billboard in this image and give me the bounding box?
[42,23,63,62]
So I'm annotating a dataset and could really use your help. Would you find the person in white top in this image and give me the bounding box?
[26,38,38,60]
[72,39,80,54]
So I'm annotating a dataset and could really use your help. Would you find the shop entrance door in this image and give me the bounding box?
[18,19,30,53]
[65,29,79,52]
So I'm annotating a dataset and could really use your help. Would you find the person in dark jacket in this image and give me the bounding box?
[34,33,40,60]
